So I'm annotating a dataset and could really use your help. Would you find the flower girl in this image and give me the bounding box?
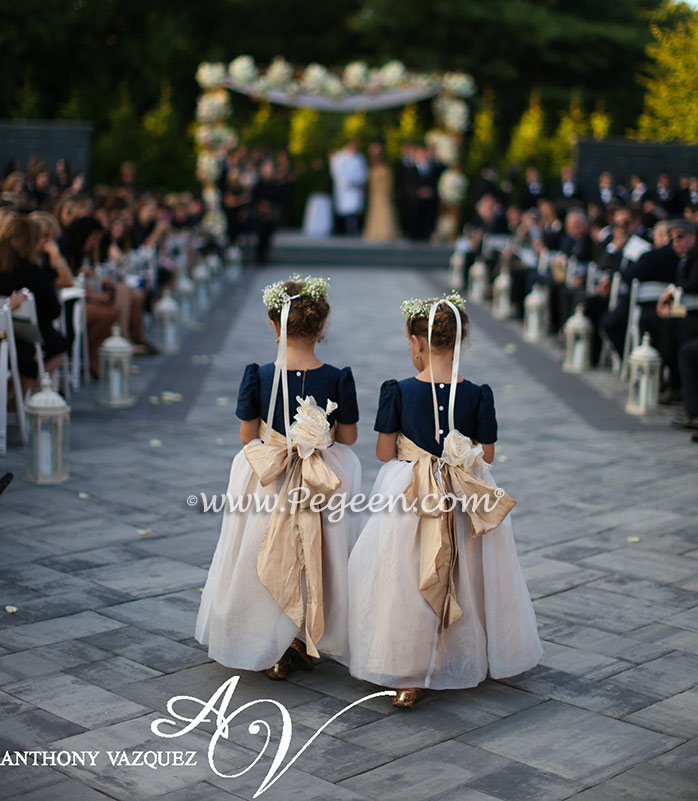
[348,293,542,707]
[196,275,361,679]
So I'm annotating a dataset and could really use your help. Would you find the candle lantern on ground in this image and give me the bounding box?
[449,251,465,290]
[468,259,487,302]
[523,284,547,342]
[562,305,593,372]
[177,275,194,325]
[25,374,70,484]
[154,289,180,354]
[492,268,513,319]
[193,262,210,313]
[99,325,134,407]
[626,333,662,415]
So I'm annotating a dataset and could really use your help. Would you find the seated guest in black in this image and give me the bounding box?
[0,216,68,389]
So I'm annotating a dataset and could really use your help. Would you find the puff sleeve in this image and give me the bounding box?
[374,379,401,433]
[335,366,359,424]
[473,383,497,444]
[235,363,261,421]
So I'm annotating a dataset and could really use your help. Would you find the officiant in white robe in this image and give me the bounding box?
[330,142,368,236]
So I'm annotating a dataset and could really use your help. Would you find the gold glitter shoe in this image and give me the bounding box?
[264,652,291,680]
[288,638,315,672]
[392,688,423,709]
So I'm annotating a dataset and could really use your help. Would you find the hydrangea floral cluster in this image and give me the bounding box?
[262,274,331,311]
[400,292,466,320]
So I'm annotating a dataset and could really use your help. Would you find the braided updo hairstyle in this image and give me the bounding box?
[406,302,469,349]
[267,280,330,340]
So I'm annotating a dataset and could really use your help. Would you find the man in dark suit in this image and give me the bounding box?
[519,165,545,210]
[555,166,584,208]
[655,219,698,401]
[405,146,440,240]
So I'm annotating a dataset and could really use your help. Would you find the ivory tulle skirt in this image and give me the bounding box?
[195,441,361,670]
[347,459,543,690]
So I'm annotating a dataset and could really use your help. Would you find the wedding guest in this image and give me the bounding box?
[672,338,698,432]
[364,142,398,241]
[251,159,283,265]
[555,166,584,207]
[330,141,368,236]
[0,216,68,390]
[519,165,545,210]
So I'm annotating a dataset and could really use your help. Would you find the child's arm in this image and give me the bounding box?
[376,432,398,462]
[335,423,358,445]
[480,442,495,464]
[240,418,261,444]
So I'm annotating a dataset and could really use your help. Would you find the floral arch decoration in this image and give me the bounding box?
[194,56,475,236]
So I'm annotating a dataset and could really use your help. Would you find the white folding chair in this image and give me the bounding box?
[0,292,45,377]
[598,271,623,372]
[59,283,89,394]
[482,234,512,259]
[585,262,598,295]
[620,280,669,381]
[0,304,27,452]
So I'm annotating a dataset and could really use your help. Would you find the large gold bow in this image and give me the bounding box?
[397,435,516,631]
[243,423,341,658]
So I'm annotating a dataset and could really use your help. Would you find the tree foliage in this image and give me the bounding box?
[0,0,670,187]
[636,3,698,141]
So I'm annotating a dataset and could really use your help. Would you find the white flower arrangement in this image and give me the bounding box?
[196,153,221,183]
[378,60,407,88]
[426,129,459,166]
[400,291,466,320]
[228,55,257,86]
[441,430,488,473]
[202,185,221,208]
[324,74,345,99]
[343,61,369,91]
[302,63,330,94]
[262,274,330,311]
[438,168,468,206]
[442,72,476,98]
[289,396,338,459]
[201,207,227,237]
[266,56,293,87]
[196,63,226,90]
[196,90,231,123]
[442,98,469,133]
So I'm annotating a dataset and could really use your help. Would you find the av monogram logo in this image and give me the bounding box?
[151,676,395,797]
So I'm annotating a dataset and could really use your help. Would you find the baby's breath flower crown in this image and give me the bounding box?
[262,273,330,311]
[400,291,466,320]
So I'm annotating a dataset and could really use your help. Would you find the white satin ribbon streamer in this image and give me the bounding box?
[264,294,301,460]
[427,299,462,443]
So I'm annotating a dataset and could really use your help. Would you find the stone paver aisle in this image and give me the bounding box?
[1,265,697,801]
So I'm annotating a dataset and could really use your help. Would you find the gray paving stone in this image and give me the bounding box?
[579,549,698,585]
[661,606,698,633]
[98,590,200,640]
[648,736,698,783]
[0,612,125,651]
[133,531,221,567]
[151,783,245,801]
[0,708,86,750]
[79,625,211,673]
[499,666,659,718]
[11,779,116,800]
[10,587,132,624]
[446,680,543,718]
[0,687,32,716]
[609,651,698,697]
[461,700,680,783]
[538,640,625,678]
[4,673,150,728]
[77,557,207,598]
[565,763,698,800]
[517,555,604,600]
[0,766,69,800]
[40,544,149,573]
[0,639,109,684]
[287,694,386,734]
[67,656,163,689]
[624,686,698,739]
[583,574,698,610]
[468,762,582,801]
[340,739,510,800]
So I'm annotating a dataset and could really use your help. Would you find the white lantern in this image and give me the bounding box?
[99,325,134,407]
[206,253,223,294]
[193,262,210,313]
[154,289,180,354]
[626,333,662,415]
[523,284,547,342]
[25,374,70,485]
[562,305,593,372]
[226,245,243,279]
[177,275,194,325]
[468,259,488,302]
[449,251,465,290]
[492,268,513,319]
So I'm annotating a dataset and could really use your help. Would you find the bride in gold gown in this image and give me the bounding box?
[363,142,399,241]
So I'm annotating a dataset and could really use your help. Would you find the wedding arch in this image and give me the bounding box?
[193,56,475,236]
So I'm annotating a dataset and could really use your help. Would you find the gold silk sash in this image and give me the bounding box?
[397,434,516,631]
[243,421,341,658]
